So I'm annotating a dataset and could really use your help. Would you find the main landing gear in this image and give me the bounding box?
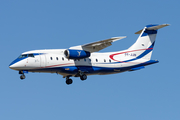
[78,70,87,81]
[65,71,87,85]
[66,76,73,85]
[80,74,87,81]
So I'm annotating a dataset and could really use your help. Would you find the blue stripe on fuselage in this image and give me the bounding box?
[9,57,27,66]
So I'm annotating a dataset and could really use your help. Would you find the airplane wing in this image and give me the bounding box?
[69,36,126,52]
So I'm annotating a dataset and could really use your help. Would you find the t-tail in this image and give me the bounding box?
[128,24,169,60]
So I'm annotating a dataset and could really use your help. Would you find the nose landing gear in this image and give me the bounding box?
[20,74,26,80]
[19,71,26,80]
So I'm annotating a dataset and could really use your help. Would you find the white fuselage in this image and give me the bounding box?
[9,49,154,77]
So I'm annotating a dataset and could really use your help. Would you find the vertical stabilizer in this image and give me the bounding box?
[128,24,169,60]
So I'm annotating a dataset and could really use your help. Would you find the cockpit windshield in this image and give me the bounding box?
[18,54,28,58]
[18,54,35,58]
[28,54,34,57]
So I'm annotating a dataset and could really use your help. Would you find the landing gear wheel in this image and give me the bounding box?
[20,75,26,80]
[80,74,87,81]
[66,79,73,85]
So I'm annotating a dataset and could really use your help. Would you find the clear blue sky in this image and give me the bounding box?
[0,0,179,120]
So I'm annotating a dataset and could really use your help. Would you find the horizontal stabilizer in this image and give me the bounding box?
[135,24,170,34]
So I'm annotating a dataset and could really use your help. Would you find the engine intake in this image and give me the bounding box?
[64,49,91,59]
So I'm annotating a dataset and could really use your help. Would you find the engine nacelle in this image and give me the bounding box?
[64,49,91,59]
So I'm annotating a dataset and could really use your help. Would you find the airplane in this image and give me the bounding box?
[9,24,169,85]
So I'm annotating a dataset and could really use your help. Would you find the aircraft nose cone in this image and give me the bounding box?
[9,65,12,69]
[9,62,17,70]
[9,58,23,70]
[9,62,14,69]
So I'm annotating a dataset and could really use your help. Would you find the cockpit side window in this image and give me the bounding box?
[28,54,34,57]
[18,54,28,58]
[18,54,35,58]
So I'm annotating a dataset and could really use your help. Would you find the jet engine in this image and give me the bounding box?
[64,49,91,59]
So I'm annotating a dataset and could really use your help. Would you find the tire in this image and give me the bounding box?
[80,74,87,80]
[20,75,26,80]
[66,79,73,85]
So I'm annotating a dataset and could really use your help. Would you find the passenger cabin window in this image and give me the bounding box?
[96,59,98,62]
[89,59,91,62]
[56,57,58,60]
[50,57,53,60]
[104,59,106,62]
[109,59,111,63]
[84,58,86,61]
[62,57,64,60]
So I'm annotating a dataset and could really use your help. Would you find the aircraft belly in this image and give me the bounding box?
[26,59,156,77]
